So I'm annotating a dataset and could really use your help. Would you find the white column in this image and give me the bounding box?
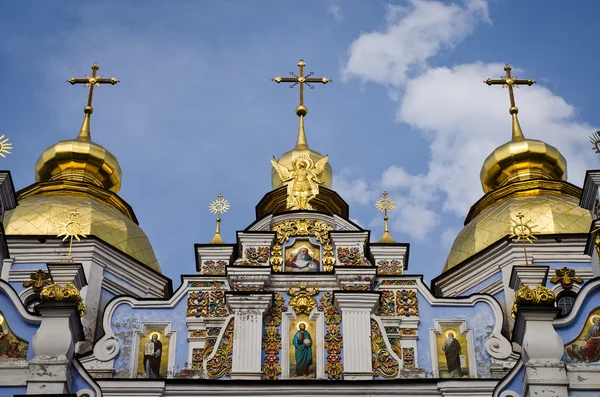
[334,292,379,380]
[514,307,568,397]
[27,302,84,394]
[227,293,272,380]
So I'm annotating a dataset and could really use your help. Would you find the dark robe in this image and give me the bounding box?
[442,337,462,377]
[0,325,9,356]
[143,339,162,378]
[584,324,600,361]
[292,330,313,376]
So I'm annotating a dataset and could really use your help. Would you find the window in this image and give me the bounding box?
[557,294,575,316]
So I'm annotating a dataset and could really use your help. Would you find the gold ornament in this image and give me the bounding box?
[271,154,329,210]
[550,266,583,290]
[318,292,343,379]
[22,269,52,292]
[590,131,600,154]
[57,210,87,262]
[286,285,319,315]
[262,292,287,380]
[206,319,234,378]
[0,135,13,158]
[67,64,119,142]
[208,194,230,244]
[376,191,397,243]
[271,219,335,272]
[592,228,600,265]
[509,212,537,264]
[511,285,556,318]
[40,282,85,317]
[371,319,399,379]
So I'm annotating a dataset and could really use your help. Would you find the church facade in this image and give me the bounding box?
[0,61,599,397]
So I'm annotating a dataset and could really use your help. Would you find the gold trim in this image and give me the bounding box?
[40,282,85,317]
[286,285,319,315]
[511,285,556,318]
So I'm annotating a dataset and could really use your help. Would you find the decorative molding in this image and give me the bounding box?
[318,292,343,379]
[371,318,399,378]
[286,285,319,315]
[262,292,287,380]
[205,316,234,378]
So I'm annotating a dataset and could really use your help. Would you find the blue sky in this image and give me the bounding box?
[1,0,599,284]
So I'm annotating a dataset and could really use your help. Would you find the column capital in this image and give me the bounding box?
[226,292,273,313]
[509,265,549,290]
[334,292,379,313]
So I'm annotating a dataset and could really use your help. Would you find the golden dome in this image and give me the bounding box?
[35,113,122,192]
[480,112,567,193]
[4,190,160,271]
[271,107,332,189]
[444,180,592,271]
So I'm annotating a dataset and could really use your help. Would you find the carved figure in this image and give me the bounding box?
[143,333,163,378]
[271,154,329,210]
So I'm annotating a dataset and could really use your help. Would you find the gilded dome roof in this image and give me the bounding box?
[4,191,160,271]
[444,186,591,271]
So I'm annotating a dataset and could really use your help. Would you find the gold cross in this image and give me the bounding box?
[272,60,330,115]
[485,64,535,113]
[67,64,119,141]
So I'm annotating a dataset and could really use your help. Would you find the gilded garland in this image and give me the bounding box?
[261,292,287,380]
[40,282,85,317]
[271,219,335,272]
[286,285,319,315]
[371,319,399,379]
[511,285,556,318]
[206,318,234,378]
[318,292,343,379]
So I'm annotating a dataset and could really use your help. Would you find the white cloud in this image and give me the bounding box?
[340,0,597,243]
[342,0,490,86]
[441,227,459,248]
[333,171,378,205]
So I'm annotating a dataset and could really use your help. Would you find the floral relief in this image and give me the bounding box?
[337,247,365,266]
[244,246,270,264]
[396,290,418,317]
[376,260,403,275]
[371,319,399,379]
[187,291,228,317]
[403,348,415,369]
[262,292,287,380]
[206,319,234,378]
[201,260,227,275]
[318,292,343,379]
[377,290,396,316]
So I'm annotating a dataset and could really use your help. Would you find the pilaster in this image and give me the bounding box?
[513,307,568,397]
[26,302,84,394]
[334,292,379,380]
[226,293,273,380]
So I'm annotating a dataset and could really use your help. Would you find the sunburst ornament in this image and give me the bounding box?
[590,131,600,154]
[509,212,537,264]
[208,194,229,244]
[209,193,230,215]
[57,210,87,262]
[375,191,397,243]
[0,135,13,158]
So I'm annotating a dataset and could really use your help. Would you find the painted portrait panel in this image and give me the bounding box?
[284,239,321,272]
[565,308,600,364]
[435,327,470,378]
[137,330,170,378]
[289,315,317,378]
[0,312,28,360]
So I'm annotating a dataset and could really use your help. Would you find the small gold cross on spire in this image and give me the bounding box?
[272,59,330,117]
[375,191,397,243]
[485,65,535,141]
[67,64,119,142]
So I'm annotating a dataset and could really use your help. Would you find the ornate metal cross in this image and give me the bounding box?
[485,64,535,112]
[272,60,330,110]
[68,64,119,113]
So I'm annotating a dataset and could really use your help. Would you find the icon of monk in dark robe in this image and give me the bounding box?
[143,333,162,378]
[292,323,313,376]
[442,332,462,377]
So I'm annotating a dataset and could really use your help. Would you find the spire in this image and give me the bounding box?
[295,107,309,149]
[67,63,119,142]
[208,194,230,244]
[376,191,397,243]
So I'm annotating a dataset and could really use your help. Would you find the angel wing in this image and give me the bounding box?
[271,157,294,182]
[313,155,329,175]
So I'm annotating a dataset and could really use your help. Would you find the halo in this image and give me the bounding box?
[294,245,315,258]
[445,330,457,338]
[149,332,161,340]
[0,314,4,325]
[589,315,600,325]
[292,154,313,169]
[297,321,308,330]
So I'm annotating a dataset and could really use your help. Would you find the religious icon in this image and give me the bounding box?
[0,312,28,360]
[271,154,329,210]
[289,318,316,378]
[565,310,600,363]
[284,240,320,272]
[137,330,169,378]
[436,328,469,378]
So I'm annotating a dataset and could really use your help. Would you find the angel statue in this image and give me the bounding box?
[271,154,329,210]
